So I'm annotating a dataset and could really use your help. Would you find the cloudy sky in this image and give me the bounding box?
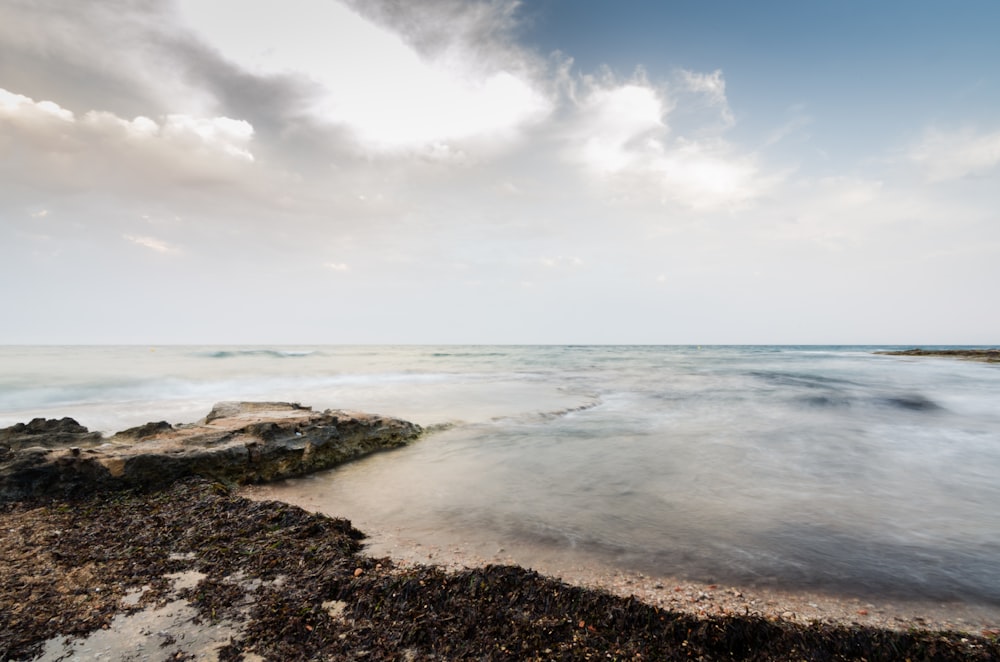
[2,0,998,344]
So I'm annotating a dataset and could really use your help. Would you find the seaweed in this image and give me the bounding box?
[1,478,996,661]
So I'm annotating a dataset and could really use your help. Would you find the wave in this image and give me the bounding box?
[202,349,317,359]
[877,393,943,411]
[798,392,944,412]
[747,370,860,389]
[484,396,603,425]
[429,352,511,358]
[540,398,603,419]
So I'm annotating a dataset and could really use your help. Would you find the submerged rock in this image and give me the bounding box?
[0,402,422,501]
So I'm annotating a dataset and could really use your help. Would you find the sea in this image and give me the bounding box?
[2,345,999,606]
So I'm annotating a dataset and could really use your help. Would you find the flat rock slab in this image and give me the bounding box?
[0,402,422,501]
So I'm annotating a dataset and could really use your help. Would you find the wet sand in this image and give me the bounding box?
[374,526,1000,635]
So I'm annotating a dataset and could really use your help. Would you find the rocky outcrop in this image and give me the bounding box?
[875,348,1000,363]
[0,402,422,501]
[0,417,103,451]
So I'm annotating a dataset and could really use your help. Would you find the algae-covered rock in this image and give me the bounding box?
[0,402,422,501]
[876,348,1000,363]
[0,417,103,451]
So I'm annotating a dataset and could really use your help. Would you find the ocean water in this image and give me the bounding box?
[3,345,999,604]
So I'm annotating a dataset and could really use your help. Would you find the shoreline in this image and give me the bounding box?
[331,519,1000,636]
[5,402,1000,658]
[5,479,999,661]
[239,481,1000,635]
[239,483,1000,635]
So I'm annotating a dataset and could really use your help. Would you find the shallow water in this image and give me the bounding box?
[3,345,999,604]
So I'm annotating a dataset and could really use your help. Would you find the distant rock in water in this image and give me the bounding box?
[0,402,422,501]
[875,348,1000,363]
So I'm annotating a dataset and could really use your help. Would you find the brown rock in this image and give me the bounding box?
[0,402,422,501]
[875,348,1000,363]
[0,417,102,450]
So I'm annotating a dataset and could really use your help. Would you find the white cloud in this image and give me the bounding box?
[0,88,75,123]
[564,74,777,210]
[909,127,1000,182]
[0,87,256,188]
[816,176,883,206]
[761,174,954,255]
[574,82,667,174]
[176,0,550,152]
[81,111,255,162]
[644,138,774,209]
[159,115,255,162]
[540,256,584,268]
[1,88,254,161]
[0,90,78,155]
[124,234,177,254]
[679,69,734,128]
[324,262,350,272]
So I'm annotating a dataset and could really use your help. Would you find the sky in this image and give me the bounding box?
[2,0,999,344]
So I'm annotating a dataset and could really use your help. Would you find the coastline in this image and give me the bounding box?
[4,402,1000,659]
[262,500,1000,634]
[4,479,999,661]
[282,508,1000,636]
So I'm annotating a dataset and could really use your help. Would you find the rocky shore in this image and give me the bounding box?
[0,402,422,501]
[2,403,999,660]
[875,348,1000,363]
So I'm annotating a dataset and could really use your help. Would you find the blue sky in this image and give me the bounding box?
[527,1,1000,153]
[1,1,999,344]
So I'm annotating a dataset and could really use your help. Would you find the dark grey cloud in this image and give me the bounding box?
[0,0,345,154]
[0,0,185,117]
[163,34,365,170]
[342,0,524,59]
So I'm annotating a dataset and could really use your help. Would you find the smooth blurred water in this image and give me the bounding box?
[3,345,999,603]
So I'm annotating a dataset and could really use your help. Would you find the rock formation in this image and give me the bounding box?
[0,417,103,450]
[875,348,1000,363]
[0,402,422,501]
